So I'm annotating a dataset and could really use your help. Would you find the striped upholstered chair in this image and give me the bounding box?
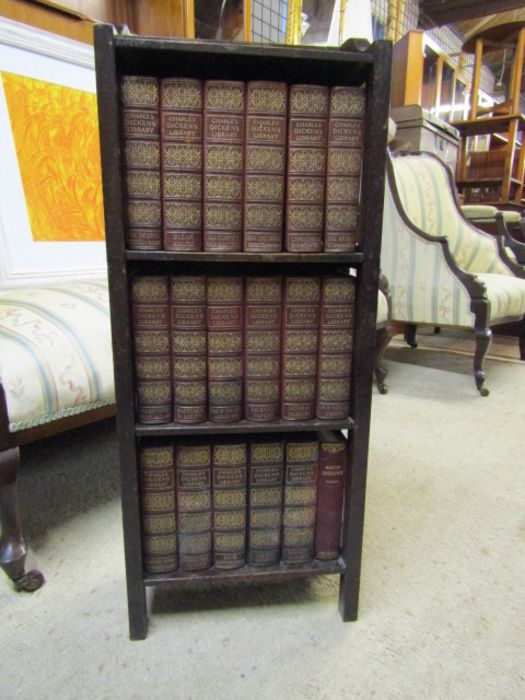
[381,151,525,396]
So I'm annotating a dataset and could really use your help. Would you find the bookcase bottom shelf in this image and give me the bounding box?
[136,418,354,436]
[144,558,344,588]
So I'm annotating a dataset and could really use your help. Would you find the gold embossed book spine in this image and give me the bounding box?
[207,277,244,423]
[281,277,321,420]
[244,277,282,422]
[316,276,355,420]
[282,435,319,564]
[285,84,329,253]
[120,76,162,250]
[161,78,203,251]
[131,276,172,424]
[244,82,287,252]
[203,80,245,251]
[139,444,178,574]
[176,441,213,571]
[212,441,248,569]
[171,276,207,424]
[248,439,284,566]
[324,86,366,252]
[315,433,347,561]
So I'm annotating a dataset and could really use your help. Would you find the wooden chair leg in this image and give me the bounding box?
[474,328,492,397]
[375,325,392,394]
[0,447,44,592]
[404,323,418,348]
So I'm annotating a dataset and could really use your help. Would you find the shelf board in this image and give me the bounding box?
[136,417,354,436]
[144,557,344,588]
[126,251,363,264]
[451,113,525,137]
[456,176,522,188]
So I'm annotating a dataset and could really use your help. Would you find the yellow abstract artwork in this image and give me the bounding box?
[1,71,105,242]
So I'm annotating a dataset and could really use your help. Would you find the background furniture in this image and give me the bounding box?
[375,278,393,395]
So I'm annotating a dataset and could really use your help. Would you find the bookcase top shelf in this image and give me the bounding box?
[125,251,365,264]
[135,417,355,437]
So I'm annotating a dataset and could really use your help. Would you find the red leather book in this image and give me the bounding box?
[171,275,207,424]
[315,432,347,561]
[248,439,284,566]
[139,444,177,574]
[176,441,212,571]
[120,76,162,250]
[131,276,172,424]
[212,440,247,569]
[244,82,287,252]
[281,277,321,420]
[244,277,282,422]
[316,276,355,420]
[161,78,203,251]
[285,84,329,253]
[203,80,245,251]
[282,435,319,563]
[324,86,366,252]
[207,277,244,423]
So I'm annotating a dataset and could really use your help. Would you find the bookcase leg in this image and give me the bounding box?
[338,571,359,621]
[127,584,148,640]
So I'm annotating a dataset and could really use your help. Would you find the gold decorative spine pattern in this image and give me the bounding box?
[212,442,247,569]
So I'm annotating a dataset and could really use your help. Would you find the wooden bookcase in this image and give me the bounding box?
[94,24,391,640]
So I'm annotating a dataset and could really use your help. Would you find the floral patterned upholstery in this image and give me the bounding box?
[0,280,115,432]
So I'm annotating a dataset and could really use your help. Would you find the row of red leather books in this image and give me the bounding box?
[120,75,365,253]
[140,432,348,574]
[132,274,355,425]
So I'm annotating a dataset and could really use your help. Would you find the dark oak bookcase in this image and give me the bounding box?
[94,24,391,640]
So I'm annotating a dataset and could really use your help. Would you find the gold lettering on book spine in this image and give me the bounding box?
[248,87,286,112]
[214,445,246,465]
[121,77,158,107]
[164,173,201,199]
[290,89,328,114]
[163,143,202,170]
[140,446,173,469]
[323,443,346,454]
[247,147,285,172]
[283,506,316,528]
[206,84,244,111]
[163,81,202,109]
[287,443,318,463]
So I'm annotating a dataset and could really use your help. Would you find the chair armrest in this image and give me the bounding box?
[495,213,525,266]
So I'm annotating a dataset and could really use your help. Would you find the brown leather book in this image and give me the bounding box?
[171,275,207,424]
[315,432,347,561]
[203,80,245,251]
[244,81,287,252]
[161,78,203,251]
[316,276,355,420]
[139,444,178,574]
[244,277,282,422]
[281,277,321,421]
[282,435,319,563]
[131,276,172,424]
[248,439,284,566]
[285,84,329,253]
[176,441,213,571]
[324,86,366,252]
[207,277,244,423]
[120,76,162,250]
[212,440,247,569]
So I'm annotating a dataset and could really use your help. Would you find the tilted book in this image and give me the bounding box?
[139,444,178,574]
[176,441,213,571]
[203,80,245,251]
[244,81,287,252]
[212,441,248,569]
[131,276,172,424]
[316,276,355,419]
[171,275,207,424]
[244,276,282,422]
[285,84,329,253]
[248,439,284,566]
[120,76,162,250]
[281,277,321,420]
[315,432,347,561]
[324,86,366,252]
[161,78,203,251]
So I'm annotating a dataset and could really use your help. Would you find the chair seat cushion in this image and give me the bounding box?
[0,280,115,432]
[475,273,525,322]
[462,204,521,223]
[377,289,388,324]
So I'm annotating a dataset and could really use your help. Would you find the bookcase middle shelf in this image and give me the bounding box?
[125,252,365,264]
[135,417,355,436]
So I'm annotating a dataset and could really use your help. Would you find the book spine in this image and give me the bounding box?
[203,80,245,252]
[161,78,203,251]
[212,441,247,569]
[244,277,282,422]
[176,442,212,571]
[315,433,347,561]
[248,439,284,566]
[281,277,321,421]
[324,86,366,252]
[171,276,207,424]
[120,76,162,250]
[131,276,172,424]
[285,84,329,253]
[139,444,177,574]
[282,436,319,563]
[244,81,287,252]
[207,277,244,423]
[316,276,355,420]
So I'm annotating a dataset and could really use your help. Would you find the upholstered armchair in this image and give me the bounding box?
[381,151,525,395]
